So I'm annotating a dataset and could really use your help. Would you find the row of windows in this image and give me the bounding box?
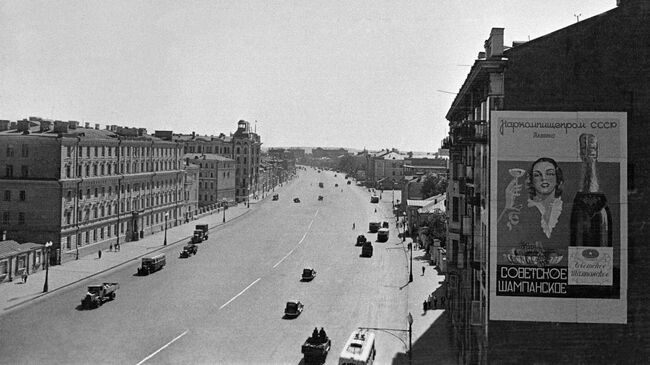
[4,165,28,178]
[3,190,26,201]
[66,180,182,201]
[185,145,231,155]
[66,145,179,159]
[64,194,178,224]
[2,211,25,225]
[5,145,29,158]
[196,161,233,169]
[199,171,231,179]
[65,160,180,178]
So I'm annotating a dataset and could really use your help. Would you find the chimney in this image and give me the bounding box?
[484,28,504,58]
[0,120,10,131]
[95,123,100,130]
[192,131,196,138]
[84,122,90,129]
[54,121,69,133]
[17,120,30,132]
[40,120,53,132]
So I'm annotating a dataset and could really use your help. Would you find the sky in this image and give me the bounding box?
[0,0,615,152]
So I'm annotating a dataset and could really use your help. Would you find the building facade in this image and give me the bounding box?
[184,154,236,206]
[232,120,261,202]
[443,1,650,363]
[0,119,185,264]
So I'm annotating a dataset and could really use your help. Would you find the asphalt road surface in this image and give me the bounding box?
[0,168,412,365]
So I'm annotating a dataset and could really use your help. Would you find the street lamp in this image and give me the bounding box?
[409,240,413,283]
[222,198,227,223]
[164,212,168,245]
[43,241,53,293]
[407,312,413,364]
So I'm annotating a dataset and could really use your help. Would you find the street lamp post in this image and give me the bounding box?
[43,241,53,293]
[407,312,413,364]
[409,240,413,283]
[164,212,168,245]
[222,198,227,223]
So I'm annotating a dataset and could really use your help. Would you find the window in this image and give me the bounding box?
[85,165,90,176]
[18,212,25,225]
[21,165,28,178]
[66,166,71,178]
[67,190,72,201]
[93,165,97,176]
[452,197,459,222]
[67,146,72,157]
[86,147,90,157]
[21,145,28,157]
[94,146,98,157]
[19,190,25,201]
[6,146,14,157]
[6,165,13,177]
[94,188,98,197]
[4,190,10,201]
[2,212,9,224]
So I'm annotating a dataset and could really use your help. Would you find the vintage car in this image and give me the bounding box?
[368,222,381,233]
[294,197,301,203]
[334,183,339,187]
[318,195,324,201]
[273,193,279,201]
[356,235,367,246]
[302,328,331,365]
[284,300,304,318]
[302,268,317,281]
[347,181,351,185]
[370,195,379,203]
[382,221,389,229]
[179,243,198,258]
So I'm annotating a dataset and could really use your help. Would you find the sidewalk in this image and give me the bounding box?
[0,192,275,315]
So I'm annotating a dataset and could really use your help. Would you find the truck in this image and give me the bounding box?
[302,328,331,364]
[368,222,381,233]
[81,283,119,309]
[191,224,209,243]
[361,241,374,257]
[179,243,198,258]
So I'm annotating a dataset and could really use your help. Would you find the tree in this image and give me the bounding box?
[421,173,448,198]
[424,209,447,247]
[337,155,355,173]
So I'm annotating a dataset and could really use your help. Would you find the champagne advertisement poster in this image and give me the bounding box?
[489,111,627,324]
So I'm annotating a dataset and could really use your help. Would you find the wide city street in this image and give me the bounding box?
[0,168,428,365]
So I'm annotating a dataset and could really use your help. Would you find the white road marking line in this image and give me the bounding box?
[219,278,261,309]
[136,330,188,365]
[273,248,295,268]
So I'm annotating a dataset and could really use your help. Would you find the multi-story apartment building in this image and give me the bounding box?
[184,154,236,206]
[0,119,185,264]
[232,120,261,203]
[443,1,649,363]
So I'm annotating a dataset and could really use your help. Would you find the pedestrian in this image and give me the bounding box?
[423,300,428,313]
[98,250,102,259]
[22,272,28,283]
[109,243,113,252]
[422,266,425,276]
[433,295,438,309]
[441,296,446,308]
[374,208,377,213]
[352,223,355,230]
[24,272,28,283]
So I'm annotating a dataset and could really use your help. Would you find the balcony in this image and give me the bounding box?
[450,120,488,144]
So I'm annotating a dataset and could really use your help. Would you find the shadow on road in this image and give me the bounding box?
[391,311,457,365]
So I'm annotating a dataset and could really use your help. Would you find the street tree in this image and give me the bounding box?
[420,173,448,198]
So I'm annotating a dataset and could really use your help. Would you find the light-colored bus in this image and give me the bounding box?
[339,329,376,365]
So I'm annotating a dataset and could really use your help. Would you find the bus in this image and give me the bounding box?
[339,329,376,365]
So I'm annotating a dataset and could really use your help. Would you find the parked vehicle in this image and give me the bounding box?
[368,222,381,233]
[361,241,374,257]
[318,195,324,201]
[273,193,279,201]
[382,221,389,229]
[377,228,389,242]
[137,253,166,275]
[335,183,339,187]
[294,197,301,203]
[302,328,331,365]
[302,268,317,281]
[370,196,379,203]
[192,224,209,243]
[179,243,198,258]
[318,182,324,188]
[284,300,304,318]
[347,181,351,185]
[339,329,376,365]
[81,283,119,309]
[356,235,367,246]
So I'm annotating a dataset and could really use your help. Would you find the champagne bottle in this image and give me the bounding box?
[570,134,612,247]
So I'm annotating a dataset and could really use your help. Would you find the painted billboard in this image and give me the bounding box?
[490,111,627,323]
